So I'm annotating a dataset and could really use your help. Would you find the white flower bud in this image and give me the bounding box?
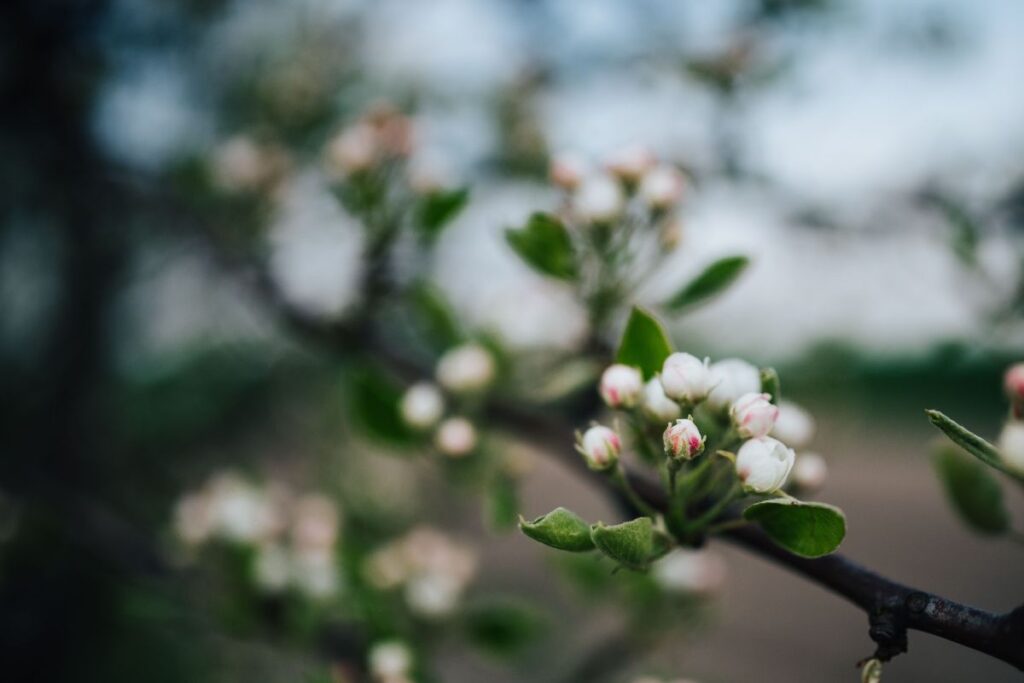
[663,419,705,460]
[730,392,779,439]
[639,164,686,210]
[599,364,644,409]
[660,353,712,403]
[579,425,621,470]
[290,494,339,552]
[404,571,462,618]
[325,124,377,176]
[369,640,413,679]
[574,173,624,224]
[770,400,816,449]
[792,452,828,491]
[653,548,726,594]
[998,422,1024,473]
[642,377,682,422]
[400,382,445,430]
[290,547,338,599]
[736,437,795,493]
[1005,363,1024,412]
[706,358,761,412]
[436,343,495,394]
[549,152,588,191]
[434,417,477,458]
[605,144,656,183]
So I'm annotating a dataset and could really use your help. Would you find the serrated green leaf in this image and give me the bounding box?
[925,410,1021,481]
[760,367,781,404]
[933,446,1009,534]
[616,306,673,380]
[519,507,595,552]
[665,255,749,311]
[505,213,577,280]
[417,187,469,238]
[743,499,845,558]
[590,517,655,569]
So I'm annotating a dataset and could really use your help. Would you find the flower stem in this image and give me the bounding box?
[610,466,660,518]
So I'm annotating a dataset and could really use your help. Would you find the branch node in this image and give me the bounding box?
[869,604,908,662]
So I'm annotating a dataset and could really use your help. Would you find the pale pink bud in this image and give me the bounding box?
[770,400,816,449]
[663,419,705,460]
[599,364,644,408]
[290,494,339,552]
[400,382,445,430]
[639,164,686,210]
[792,452,827,491]
[436,343,495,394]
[549,152,588,191]
[579,425,621,470]
[735,437,795,493]
[605,144,656,183]
[706,358,761,412]
[574,173,624,224]
[1005,363,1024,416]
[660,352,711,403]
[642,377,682,422]
[434,417,477,458]
[998,422,1024,473]
[325,124,378,176]
[730,392,779,439]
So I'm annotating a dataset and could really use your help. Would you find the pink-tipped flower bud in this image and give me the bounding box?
[436,343,496,394]
[663,418,705,460]
[549,152,588,191]
[434,417,477,458]
[599,364,644,409]
[730,392,779,439]
[574,173,624,224]
[735,437,795,493]
[792,452,827,491]
[1005,363,1024,416]
[579,425,621,470]
[639,164,686,210]
[998,422,1024,473]
[605,144,656,183]
[400,382,445,430]
[660,352,712,403]
[642,377,682,422]
[706,358,761,412]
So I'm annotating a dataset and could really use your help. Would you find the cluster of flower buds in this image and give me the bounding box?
[998,362,1024,472]
[210,134,291,196]
[172,472,342,600]
[399,342,497,458]
[548,145,687,237]
[363,527,478,619]
[368,640,414,683]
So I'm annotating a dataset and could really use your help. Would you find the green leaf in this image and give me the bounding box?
[760,367,781,404]
[743,499,846,558]
[933,446,1009,535]
[590,517,655,569]
[925,410,1020,480]
[408,282,463,351]
[417,187,470,238]
[519,507,595,552]
[346,365,414,445]
[505,213,577,280]
[486,475,519,533]
[616,306,673,380]
[664,255,749,311]
[463,599,548,659]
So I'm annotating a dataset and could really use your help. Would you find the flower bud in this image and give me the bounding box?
[436,343,495,394]
[639,164,686,210]
[599,364,644,409]
[660,352,712,403]
[735,437,795,493]
[549,152,588,191]
[605,144,656,183]
[663,418,705,460]
[578,425,621,470]
[730,392,779,439]
[290,494,339,552]
[574,173,624,224]
[400,382,445,430]
[325,124,377,177]
[770,400,816,449]
[653,548,726,595]
[706,358,761,412]
[1005,362,1024,415]
[434,417,477,458]
[998,421,1024,473]
[792,452,827,491]
[642,377,682,422]
[369,640,413,680]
